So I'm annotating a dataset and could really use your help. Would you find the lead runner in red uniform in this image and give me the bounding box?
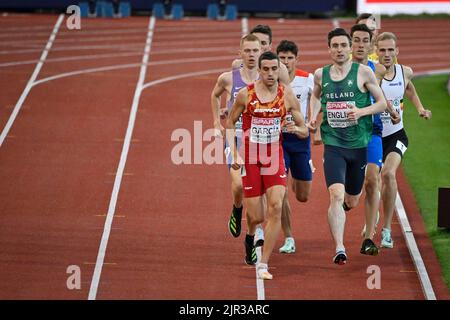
[226,51,309,280]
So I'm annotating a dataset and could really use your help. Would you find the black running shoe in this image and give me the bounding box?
[333,251,347,265]
[360,238,379,256]
[228,205,242,238]
[244,239,257,265]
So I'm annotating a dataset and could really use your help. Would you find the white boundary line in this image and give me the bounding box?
[395,192,436,300]
[0,14,64,148]
[87,15,156,301]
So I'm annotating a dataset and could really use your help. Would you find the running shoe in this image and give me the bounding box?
[254,226,264,247]
[381,228,394,248]
[279,237,296,254]
[256,263,273,280]
[360,238,379,256]
[361,210,380,238]
[244,239,257,265]
[228,205,242,238]
[333,250,347,265]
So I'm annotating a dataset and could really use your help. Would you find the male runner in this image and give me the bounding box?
[226,51,308,279]
[350,24,400,256]
[210,34,261,238]
[309,28,387,265]
[377,32,432,248]
[276,40,314,254]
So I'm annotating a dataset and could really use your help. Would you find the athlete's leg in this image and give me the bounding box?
[292,178,312,202]
[381,152,402,231]
[328,183,346,252]
[364,163,380,239]
[229,167,243,207]
[260,185,285,265]
[281,183,292,238]
[244,195,265,235]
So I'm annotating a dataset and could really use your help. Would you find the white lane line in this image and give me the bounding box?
[0,51,141,68]
[141,68,227,90]
[395,192,436,300]
[88,16,156,301]
[33,56,234,87]
[241,17,248,36]
[0,14,64,148]
[255,248,265,300]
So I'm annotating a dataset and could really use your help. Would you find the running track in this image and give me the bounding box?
[0,13,449,300]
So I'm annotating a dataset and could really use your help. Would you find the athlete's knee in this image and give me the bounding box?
[381,169,396,185]
[267,198,283,219]
[246,210,264,226]
[231,179,243,194]
[329,188,344,205]
[345,196,360,209]
[295,190,309,202]
[364,174,379,196]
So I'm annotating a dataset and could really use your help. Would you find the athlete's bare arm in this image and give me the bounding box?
[211,71,232,137]
[308,68,323,130]
[403,66,432,119]
[348,65,386,120]
[374,63,386,84]
[278,63,290,85]
[284,85,309,139]
[225,88,247,170]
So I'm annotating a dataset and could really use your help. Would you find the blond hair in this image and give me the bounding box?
[240,33,260,47]
[376,32,397,46]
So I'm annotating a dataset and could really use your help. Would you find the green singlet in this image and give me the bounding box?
[320,62,372,149]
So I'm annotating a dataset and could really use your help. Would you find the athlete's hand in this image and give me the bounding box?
[347,106,362,121]
[306,119,317,133]
[286,122,309,139]
[386,100,401,124]
[231,153,244,170]
[214,122,225,138]
[390,111,401,124]
[419,109,432,120]
[219,107,228,120]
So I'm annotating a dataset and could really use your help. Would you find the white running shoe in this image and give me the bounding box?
[381,228,394,248]
[254,225,264,247]
[256,263,273,280]
[279,237,296,253]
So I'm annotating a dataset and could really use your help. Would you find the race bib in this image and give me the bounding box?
[250,117,281,144]
[326,101,357,128]
[381,99,401,125]
[236,114,243,134]
[281,112,293,133]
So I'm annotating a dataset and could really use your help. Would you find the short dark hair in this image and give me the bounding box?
[251,24,272,44]
[350,24,373,41]
[276,40,298,56]
[327,28,351,47]
[356,13,374,24]
[258,51,279,68]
